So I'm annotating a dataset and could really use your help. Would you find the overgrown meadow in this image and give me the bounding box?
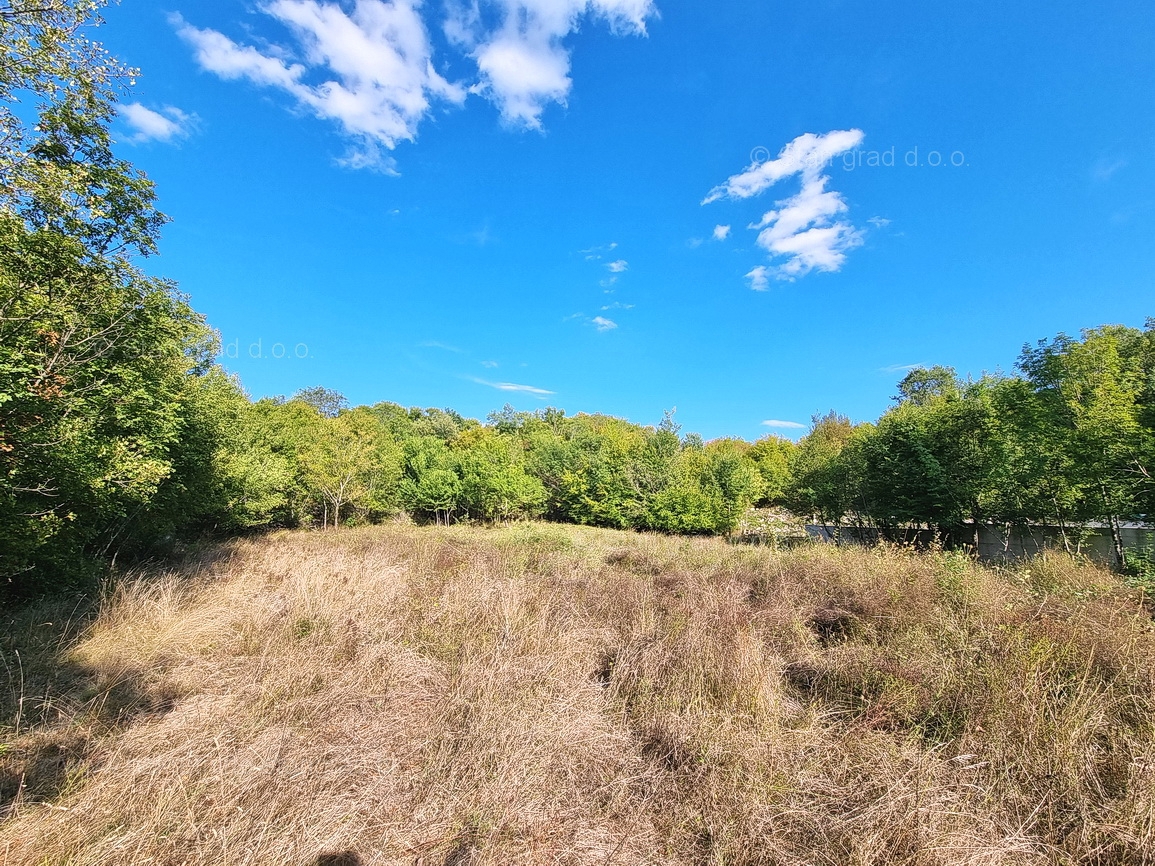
[3,6,1155,864]
[3,524,1153,864]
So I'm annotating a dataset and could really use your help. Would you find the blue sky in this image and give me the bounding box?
[101,0,1153,440]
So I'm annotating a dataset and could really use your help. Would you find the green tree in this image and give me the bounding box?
[748,434,796,505]
[523,414,645,529]
[293,386,349,419]
[857,373,1013,547]
[784,412,859,527]
[0,202,218,592]
[0,0,236,595]
[1,1,165,261]
[1019,326,1149,566]
[648,439,761,534]
[625,415,681,527]
[452,426,545,521]
[302,408,399,528]
[894,365,960,406]
[399,436,462,525]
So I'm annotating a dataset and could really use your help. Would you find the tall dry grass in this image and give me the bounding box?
[2,524,1153,865]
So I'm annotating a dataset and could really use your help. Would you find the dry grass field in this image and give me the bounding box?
[2,523,1154,865]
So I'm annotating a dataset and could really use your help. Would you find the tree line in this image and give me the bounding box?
[781,330,1155,568]
[5,312,1153,597]
[191,391,761,535]
[1,2,1152,597]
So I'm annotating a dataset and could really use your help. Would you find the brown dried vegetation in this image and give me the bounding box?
[2,524,1154,864]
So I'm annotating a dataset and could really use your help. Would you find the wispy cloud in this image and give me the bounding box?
[761,419,806,429]
[705,129,865,281]
[601,301,634,311]
[420,340,464,352]
[173,3,466,172]
[593,254,628,289]
[581,241,618,260]
[445,0,656,129]
[1109,202,1151,225]
[881,362,927,374]
[712,224,731,241]
[480,360,499,368]
[569,312,619,331]
[1092,155,1127,183]
[471,376,555,396]
[120,103,196,143]
[469,223,496,246]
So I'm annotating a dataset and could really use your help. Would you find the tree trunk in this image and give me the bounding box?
[1054,498,1072,554]
[1098,481,1125,571]
[1109,513,1126,571]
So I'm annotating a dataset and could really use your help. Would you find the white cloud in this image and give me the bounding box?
[580,241,618,259]
[712,224,731,241]
[571,312,619,330]
[881,362,927,374]
[1110,203,1149,226]
[473,32,570,128]
[120,103,195,143]
[175,1,655,168]
[174,16,307,88]
[480,360,500,368]
[446,0,656,129]
[468,223,496,245]
[761,419,806,429]
[471,376,555,395]
[173,2,466,171]
[1092,155,1127,183]
[867,216,891,229]
[600,301,633,310]
[705,129,865,281]
[703,130,863,205]
[606,259,629,273]
[746,266,770,292]
[419,340,464,352]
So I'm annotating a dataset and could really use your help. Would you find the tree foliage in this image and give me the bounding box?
[779,326,1155,567]
[3,5,1152,596]
[0,0,231,595]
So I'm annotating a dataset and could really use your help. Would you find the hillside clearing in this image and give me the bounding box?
[2,523,1154,865]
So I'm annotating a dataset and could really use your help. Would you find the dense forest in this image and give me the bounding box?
[2,3,1153,598]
